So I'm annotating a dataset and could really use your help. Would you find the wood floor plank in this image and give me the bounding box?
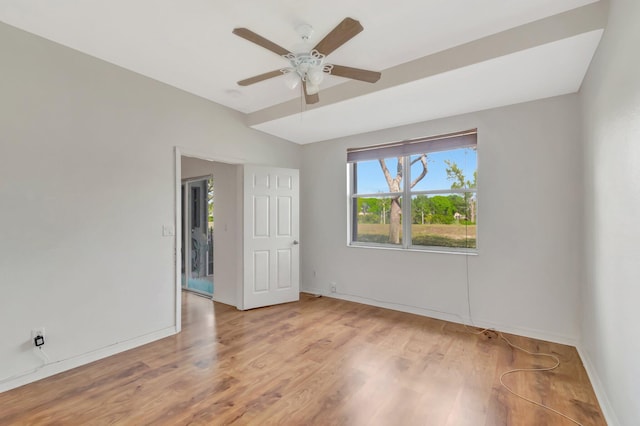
[0,292,605,425]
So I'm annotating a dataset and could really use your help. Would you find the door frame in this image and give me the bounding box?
[174,147,244,332]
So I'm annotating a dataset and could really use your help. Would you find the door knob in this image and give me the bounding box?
[293,240,299,245]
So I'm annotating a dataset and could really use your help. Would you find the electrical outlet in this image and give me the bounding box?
[32,328,45,347]
[330,282,337,293]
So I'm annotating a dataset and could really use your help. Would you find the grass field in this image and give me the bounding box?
[356,223,476,248]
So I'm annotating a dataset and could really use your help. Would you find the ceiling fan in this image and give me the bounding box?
[232,18,381,105]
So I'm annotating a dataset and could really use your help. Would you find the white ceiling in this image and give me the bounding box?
[0,0,605,144]
[254,30,603,143]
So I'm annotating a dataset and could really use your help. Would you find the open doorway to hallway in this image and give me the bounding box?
[181,176,214,297]
[178,153,242,310]
[174,150,300,323]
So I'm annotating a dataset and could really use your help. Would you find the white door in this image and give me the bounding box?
[242,165,299,310]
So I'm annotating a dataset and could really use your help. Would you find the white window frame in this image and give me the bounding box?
[347,129,478,254]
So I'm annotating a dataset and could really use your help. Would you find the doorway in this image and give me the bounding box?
[173,149,300,332]
[181,177,214,297]
[177,153,243,315]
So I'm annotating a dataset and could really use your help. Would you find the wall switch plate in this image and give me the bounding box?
[330,282,337,293]
[162,225,175,237]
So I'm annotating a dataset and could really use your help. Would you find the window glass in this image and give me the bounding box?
[353,196,402,245]
[411,148,477,192]
[410,193,476,248]
[355,158,402,194]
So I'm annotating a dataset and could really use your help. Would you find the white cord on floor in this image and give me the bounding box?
[463,254,583,425]
[333,259,585,424]
[497,333,583,426]
[463,322,583,425]
[328,278,585,425]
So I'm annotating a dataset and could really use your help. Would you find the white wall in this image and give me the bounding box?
[181,157,241,307]
[301,94,583,344]
[181,157,215,180]
[580,0,640,424]
[0,22,299,390]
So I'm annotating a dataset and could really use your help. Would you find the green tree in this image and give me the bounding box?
[448,194,467,215]
[444,160,476,189]
[412,195,431,224]
[357,198,369,215]
[356,198,382,223]
[378,197,391,224]
[207,178,214,223]
[444,159,477,223]
[429,195,455,224]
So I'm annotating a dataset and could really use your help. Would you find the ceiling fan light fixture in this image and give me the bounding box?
[283,50,327,92]
[307,67,325,85]
[283,71,301,89]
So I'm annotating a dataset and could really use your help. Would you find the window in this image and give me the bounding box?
[348,129,477,252]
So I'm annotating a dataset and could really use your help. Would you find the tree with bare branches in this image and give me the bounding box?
[378,154,428,243]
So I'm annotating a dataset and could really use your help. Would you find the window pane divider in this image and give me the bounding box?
[354,189,476,198]
[402,155,411,249]
[410,188,475,196]
[351,191,403,198]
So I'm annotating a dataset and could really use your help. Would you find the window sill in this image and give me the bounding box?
[348,242,478,256]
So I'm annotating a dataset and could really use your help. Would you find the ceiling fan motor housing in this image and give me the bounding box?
[295,23,314,41]
[283,51,333,83]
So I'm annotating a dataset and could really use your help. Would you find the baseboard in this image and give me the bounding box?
[211,294,236,308]
[0,326,176,393]
[312,290,579,347]
[460,317,579,347]
[576,345,620,426]
[302,287,324,297]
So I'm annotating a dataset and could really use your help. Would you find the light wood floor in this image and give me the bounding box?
[0,292,605,425]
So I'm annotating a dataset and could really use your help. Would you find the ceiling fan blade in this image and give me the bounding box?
[232,28,290,56]
[313,18,363,56]
[330,65,381,83]
[303,81,320,105]
[237,70,283,86]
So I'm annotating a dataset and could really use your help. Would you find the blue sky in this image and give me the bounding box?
[355,148,477,194]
